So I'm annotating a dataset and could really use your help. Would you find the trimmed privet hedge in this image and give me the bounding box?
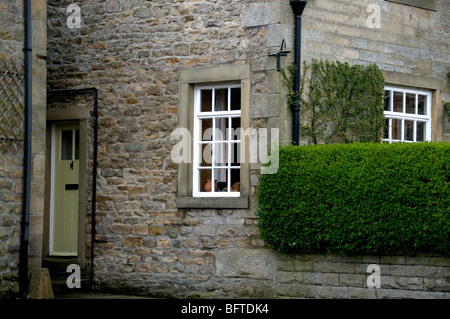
[256,143,450,255]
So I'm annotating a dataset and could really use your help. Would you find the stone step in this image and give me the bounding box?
[51,276,91,294]
[42,257,79,275]
[42,257,91,293]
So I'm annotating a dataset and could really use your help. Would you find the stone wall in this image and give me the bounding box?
[45,0,293,298]
[0,0,23,298]
[301,0,449,77]
[0,0,47,298]
[277,253,450,299]
[42,0,450,299]
[299,0,450,143]
[0,151,23,298]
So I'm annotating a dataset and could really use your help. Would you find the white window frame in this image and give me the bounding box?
[383,86,432,143]
[193,83,241,198]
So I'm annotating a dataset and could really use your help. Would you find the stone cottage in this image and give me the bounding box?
[0,0,449,299]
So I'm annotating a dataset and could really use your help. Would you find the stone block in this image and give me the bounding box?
[351,38,368,49]
[380,255,406,265]
[156,238,172,249]
[250,93,280,118]
[276,283,315,298]
[0,179,13,190]
[384,276,424,290]
[29,268,54,299]
[266,24,294,49]
[277,271,298,284]
[331,286,376,299]
[314,261,355,274]
[192,225,216,237]
[112,224,131,234]
[323,273,340,286]
[277,258,296,272]
[424,278,450,292]
[340,274,366,288]
[376,288,445,299]
[390,265,444,278]
[122,236,142,247]
[241,2,282,28]
[216,248,276,280]
[304,272,323,285]
[131,225,148,235]
[406,257,450,267]
[295,260,314,272]
[385,43,433,60]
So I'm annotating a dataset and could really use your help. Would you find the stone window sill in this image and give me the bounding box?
[176,196,249,209]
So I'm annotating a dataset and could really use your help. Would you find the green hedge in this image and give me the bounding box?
[256,142,450,255]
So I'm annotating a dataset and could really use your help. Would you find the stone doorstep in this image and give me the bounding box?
[42,257,79,274]
[42,257,90,294]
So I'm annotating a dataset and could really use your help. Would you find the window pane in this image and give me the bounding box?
[418,95,427,115]
[214,168,227,190]
[230,87,241,111]
[384,91,391,111]
[383,118,390,139]
[404,120,414,141]
[201,89,212,112]
[215,117,228,141]
[214,88,228,112]
[417,122,426,141]
[200,143,212,166]
[75,129,80,160]
[200,118,212,141]
[214,143,228,167]
[405,93,415,114]
[392,119,402,140]
[199,169,213,192]
[61,130,73,160]
[231,142,241,166]
[393,91,403,113]
[230,118,241,141]
[230,168,240,192]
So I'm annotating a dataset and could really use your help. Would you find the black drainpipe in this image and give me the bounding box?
[290,0,307,146]
[47,88,99,291]
[19,0,32,300]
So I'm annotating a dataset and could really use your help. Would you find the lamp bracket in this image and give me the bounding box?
[268,39,291,72]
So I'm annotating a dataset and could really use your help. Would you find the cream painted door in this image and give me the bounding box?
[51,124,80,256]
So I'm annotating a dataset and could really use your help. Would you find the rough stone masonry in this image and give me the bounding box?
[0,0,448,298]
[46,0,450,299]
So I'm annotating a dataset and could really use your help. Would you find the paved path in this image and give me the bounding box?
[55,292,158,299]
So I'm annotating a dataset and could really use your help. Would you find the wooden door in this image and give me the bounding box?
[51,124,80,256]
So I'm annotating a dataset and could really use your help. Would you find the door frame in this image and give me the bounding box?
[44,109,89,268]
